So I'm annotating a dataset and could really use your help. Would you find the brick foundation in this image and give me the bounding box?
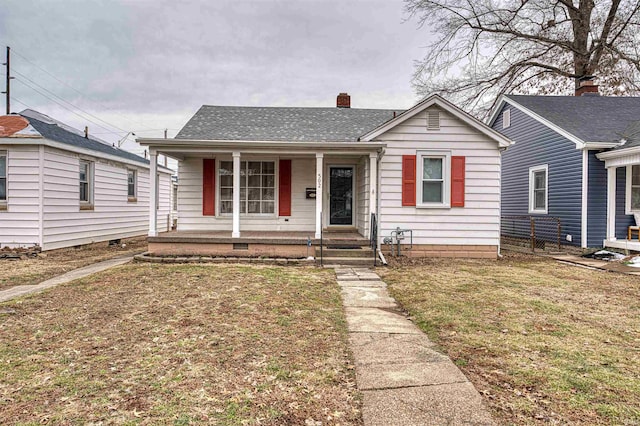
[148,242,310,258]
[382,244,498,259]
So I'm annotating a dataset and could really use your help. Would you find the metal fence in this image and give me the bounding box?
[501,216,562,252]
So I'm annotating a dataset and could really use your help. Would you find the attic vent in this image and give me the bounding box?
[502,109,511,129]
[427,111,440,130]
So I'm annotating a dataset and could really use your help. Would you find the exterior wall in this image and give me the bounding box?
[177,156,316,233]
[493,103,583,246]
[381,244,498,259]
[0,145,41,248]
[356,157,369,236]
[41,146,171,250]
[615,166,634,239]
[375,106,501,247]
[587,150,607,246]
[149,241,308,258]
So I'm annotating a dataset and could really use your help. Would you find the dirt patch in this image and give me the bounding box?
[0,263,361,425]
[0,238,147,290]
[379,256,640,425]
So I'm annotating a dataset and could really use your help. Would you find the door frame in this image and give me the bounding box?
[325,164,356,228]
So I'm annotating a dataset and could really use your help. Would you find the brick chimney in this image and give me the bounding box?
[337,92,351,108]
[575,76,599,96]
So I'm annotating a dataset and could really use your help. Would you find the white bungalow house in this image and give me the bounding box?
[139,94,512,260]
[0,109,173,251]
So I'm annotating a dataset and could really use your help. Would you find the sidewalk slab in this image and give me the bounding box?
[356,361,468,390]
[341,287,397,308]
[345,307,422,334]
[362,382,495,426]
[337,280,386,288]
[349,333,441,365]
[0,256,132,303]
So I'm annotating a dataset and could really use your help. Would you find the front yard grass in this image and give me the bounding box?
[0,263,360,425]
[0,237,147,290]
[379,254,640,425]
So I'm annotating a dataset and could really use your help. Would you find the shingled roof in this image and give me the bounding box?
[13,110,150,165]
[506,95,640,147]
[175,105,400,142]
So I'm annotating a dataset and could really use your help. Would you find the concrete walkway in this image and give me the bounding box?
[0,256,133,303]
[335,267,495,426]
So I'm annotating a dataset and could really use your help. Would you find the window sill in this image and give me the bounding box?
[80,204,95,211]
[416,203,450,209]
[528,209,547,215]
[128,197,138,203]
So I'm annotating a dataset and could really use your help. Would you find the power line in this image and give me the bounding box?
[14,78,127,136]
[13,69,130,134]
[10,48,157,132]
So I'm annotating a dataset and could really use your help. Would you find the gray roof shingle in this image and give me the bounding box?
[19,109,150,165]
[175,105,401,142]
[507,95,640,147]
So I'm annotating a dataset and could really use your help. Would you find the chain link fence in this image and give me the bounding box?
[501,216,562,252]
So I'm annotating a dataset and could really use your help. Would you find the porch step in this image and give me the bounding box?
[317,256,376,266]
[315,248,374,258]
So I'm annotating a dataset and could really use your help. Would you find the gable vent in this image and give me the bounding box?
[502,109,511,129]
[427,110,440,130]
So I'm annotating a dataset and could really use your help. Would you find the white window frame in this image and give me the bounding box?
[502,109,511,129]
[528,164,548,214]
[417,150,451,208]
[127,169,137,202]
[79,159,94,208]
[218,159,277,217]
[0,151,7,207]
[624,165,640,214]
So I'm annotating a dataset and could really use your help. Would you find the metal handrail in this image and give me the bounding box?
[370,212,378,267]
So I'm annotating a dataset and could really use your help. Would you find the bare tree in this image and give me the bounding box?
[406,0,640,116]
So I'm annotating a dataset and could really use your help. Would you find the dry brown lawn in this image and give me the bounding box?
[0,238,147,290]
[0,263,360,425]
[379,253,640,425]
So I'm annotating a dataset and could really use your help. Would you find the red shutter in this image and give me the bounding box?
[203,159,215,216]
[402,155,417,206]
[279,159,292,216]
[451,156,465,207]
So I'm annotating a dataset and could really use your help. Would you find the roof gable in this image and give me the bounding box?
[360,94,512,148]
[489,95,640,149]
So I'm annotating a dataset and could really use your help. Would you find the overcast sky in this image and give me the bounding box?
[0,0,430,161]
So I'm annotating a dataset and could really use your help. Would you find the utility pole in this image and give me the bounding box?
[2,46,13,115]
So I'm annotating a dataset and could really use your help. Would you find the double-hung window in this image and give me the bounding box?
[127,169,137,201]
[0,151,6,205]
[219,161,275,214]
[529,164,548,214]
[418,151,450,207]
[79,160,93,207]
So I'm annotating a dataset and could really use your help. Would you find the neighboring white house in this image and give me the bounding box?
[138,94,512,259]
[0,110,173,251]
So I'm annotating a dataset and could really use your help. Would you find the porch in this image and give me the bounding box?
[147,230,371,258]
[597,149,639,252]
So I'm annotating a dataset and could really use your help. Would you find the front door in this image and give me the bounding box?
[329,166,354,226]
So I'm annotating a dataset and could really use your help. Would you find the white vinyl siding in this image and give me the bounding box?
[528,164,548,214]
[375,105,501,246]
[41,147,171,250]
[0,145,40,247]
[177,156,315,232]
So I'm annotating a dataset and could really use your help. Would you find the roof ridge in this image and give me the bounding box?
[199,104,401,111]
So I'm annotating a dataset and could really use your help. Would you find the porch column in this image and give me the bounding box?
[315,153,323,239]
[369,152,378,231]
[606,166,617,241]
[232,151,241,238]
[148,149,158,237]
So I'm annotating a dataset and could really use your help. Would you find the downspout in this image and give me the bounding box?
[38,145,44,249]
